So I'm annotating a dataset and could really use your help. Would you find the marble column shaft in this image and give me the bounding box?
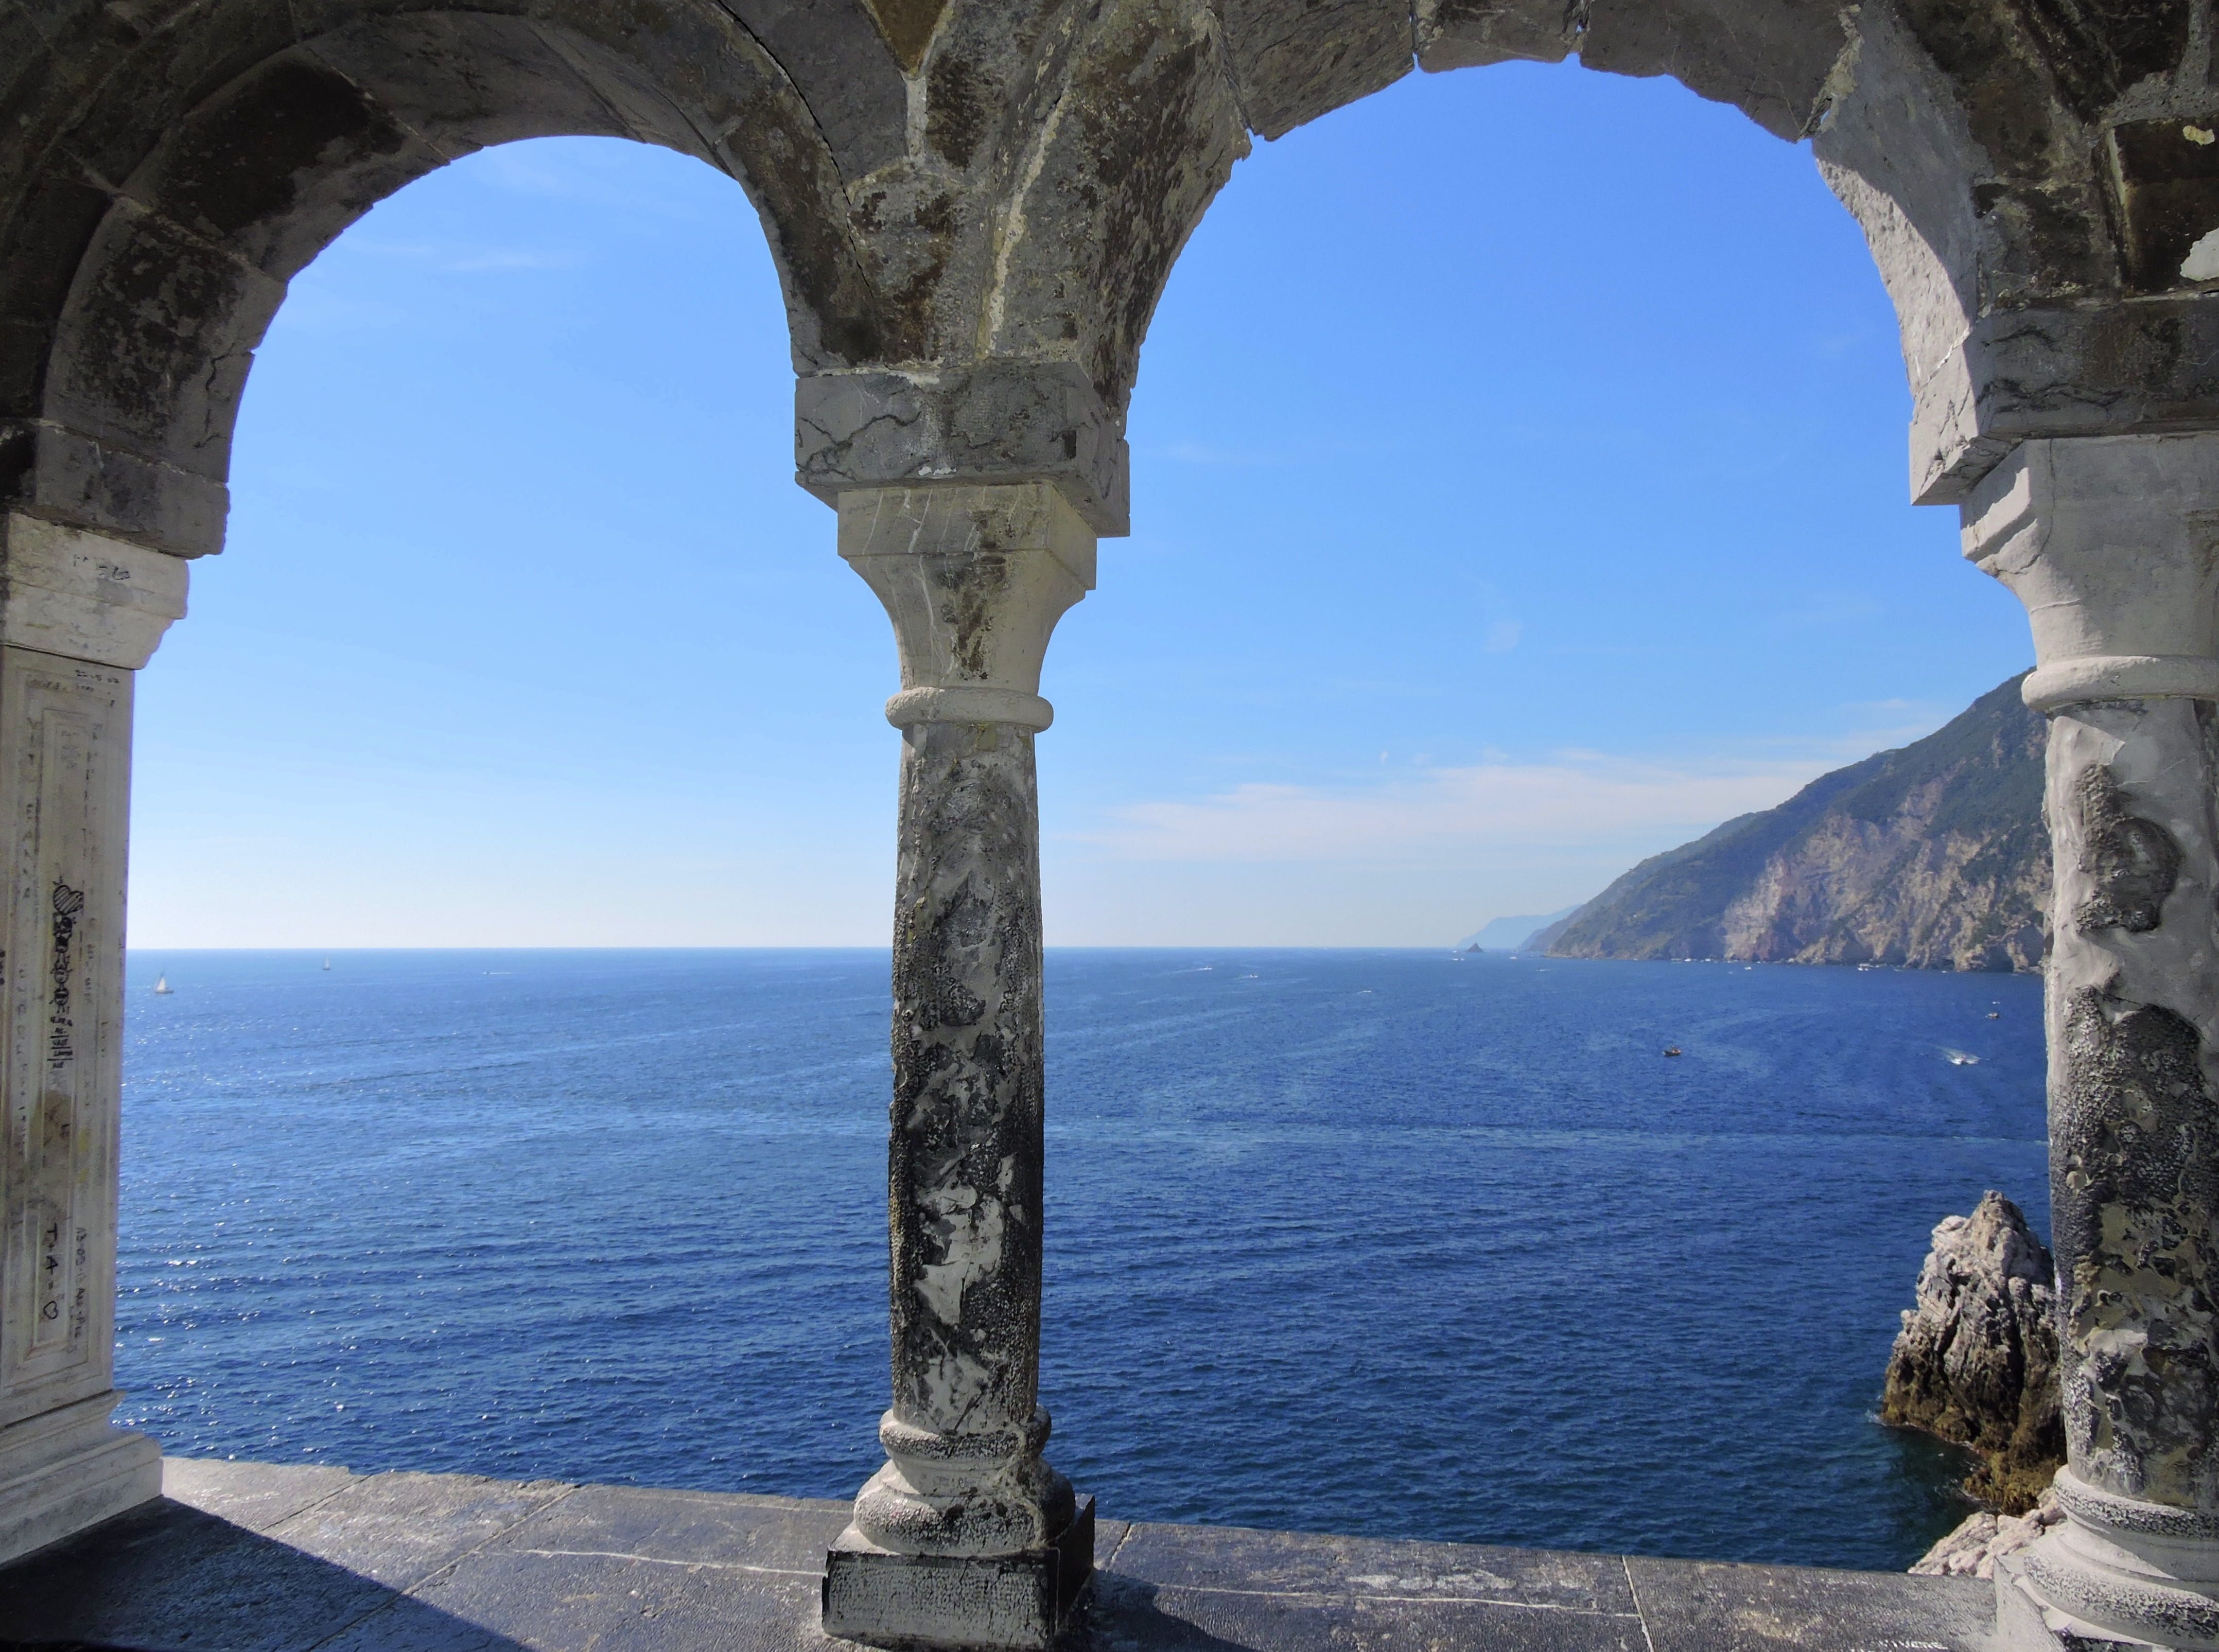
[0,512,187,1566]
[1968,434,2219,1650]
[823,483,1095,1651]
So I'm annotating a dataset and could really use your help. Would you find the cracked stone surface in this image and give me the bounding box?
[0,1458,1997,1652]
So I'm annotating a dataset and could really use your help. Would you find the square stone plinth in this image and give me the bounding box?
[0,1395,161,1567]
[822,1498,1095,1650]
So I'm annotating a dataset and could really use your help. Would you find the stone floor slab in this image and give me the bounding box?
[482,1481,848,1574]
[0,1459,2003,1652]
[261,1468,575,1591]
[0,1496,484,1652]
[1109,1518,1638,1613]
[325,1544,829,1652]
[159,1456,358,1533]
[1627,1555,1995,1652]
[1080,1571,1651,1652]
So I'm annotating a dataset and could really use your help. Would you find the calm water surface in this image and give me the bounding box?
[115,949,2045,1570]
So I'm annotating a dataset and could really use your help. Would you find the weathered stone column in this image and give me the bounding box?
[822,483,1096,1651]
[0,513,187,1565]
[1967,434,2219,1651]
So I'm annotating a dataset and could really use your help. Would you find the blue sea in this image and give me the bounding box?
[114,949,2046,1572]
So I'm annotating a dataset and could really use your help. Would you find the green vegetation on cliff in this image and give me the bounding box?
[1548,675,2048,971]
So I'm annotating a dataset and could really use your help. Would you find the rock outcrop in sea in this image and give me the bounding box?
[1545,675,2047,970]
[1883,1191,2064,1518]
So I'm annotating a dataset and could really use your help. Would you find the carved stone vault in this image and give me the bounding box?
[8,2,2219,1649]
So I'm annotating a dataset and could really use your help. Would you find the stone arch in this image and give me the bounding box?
[981,0,1250,412]
[968,0,1902,477]
[975,0,1884,414]
[0,2,915,559]
[965,0,2218,517]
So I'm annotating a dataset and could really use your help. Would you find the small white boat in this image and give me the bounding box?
[152,974,172,995]
[322,958,331,971]
[1945,1049,1980,1066]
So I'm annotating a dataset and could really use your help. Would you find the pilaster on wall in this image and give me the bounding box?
[0,513,185,1566]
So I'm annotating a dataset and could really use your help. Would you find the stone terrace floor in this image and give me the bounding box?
[0,1458,1996,1652]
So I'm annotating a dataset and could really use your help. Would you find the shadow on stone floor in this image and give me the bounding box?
[0,1498,535,1652]
[1074,1573,1263,1651]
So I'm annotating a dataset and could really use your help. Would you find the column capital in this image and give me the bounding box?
[839,483,1094,734]
[2,514,188,671]
[1963,433,2219,713]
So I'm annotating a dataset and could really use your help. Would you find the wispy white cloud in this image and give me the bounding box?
[1811,325,1885,358]
[444,247,587,272]
[1766,591,1884,631]
[347,239,587,273]
[1156,438,1291,467]
[1756,705,1960,763]
[1071,751,1832,866]
[471,144,725,219]
[263,287,412,336]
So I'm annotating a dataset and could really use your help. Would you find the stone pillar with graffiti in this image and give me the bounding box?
[0,514,187,1565]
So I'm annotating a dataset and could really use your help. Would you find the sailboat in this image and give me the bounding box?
[322,958,331,971]
[152,974,172,995]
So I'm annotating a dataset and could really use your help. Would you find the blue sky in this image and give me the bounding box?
[124,58,2034,948]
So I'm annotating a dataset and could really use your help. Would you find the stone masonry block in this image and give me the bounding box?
[822,1498,1094,1651]
[796,364,1129,534]
[1216,0,1412,139]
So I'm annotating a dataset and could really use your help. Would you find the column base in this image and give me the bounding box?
[0,1391,162,1567]
[1998,1550,2157,1652]
[822,1496,1094,1650]
[1995,1471,2219,1652]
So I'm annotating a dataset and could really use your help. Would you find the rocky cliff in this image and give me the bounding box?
[1547,675,2048,970]
[1883,1191,2064,1517]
